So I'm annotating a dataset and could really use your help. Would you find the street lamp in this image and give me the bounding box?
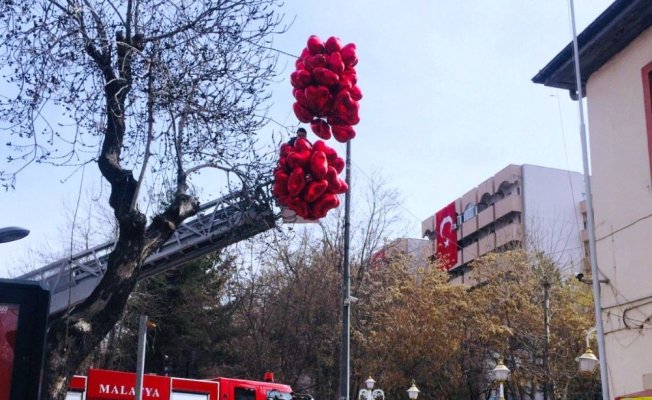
[0,226,29,243]
[577,327,599,373]
[492,358,510,400]
[406,381,420,400]
[358,377,384,400]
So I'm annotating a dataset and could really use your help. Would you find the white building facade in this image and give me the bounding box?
[534,1,652,397]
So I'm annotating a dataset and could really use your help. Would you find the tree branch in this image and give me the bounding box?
[130,56,156,212]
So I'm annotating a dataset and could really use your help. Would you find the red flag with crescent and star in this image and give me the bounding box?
[435,201,458,270]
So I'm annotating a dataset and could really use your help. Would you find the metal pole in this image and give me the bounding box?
[543,278,551,400]
[339,140,352,400]
[135,315,148,400]
[568,2,610,399]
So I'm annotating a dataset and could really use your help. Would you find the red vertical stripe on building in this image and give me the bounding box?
[435,202,458,270]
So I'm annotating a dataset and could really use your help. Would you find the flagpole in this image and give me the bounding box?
[569,2,609,399]
[339,139,352,400]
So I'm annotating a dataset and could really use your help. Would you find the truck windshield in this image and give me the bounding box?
[267,390,293,400]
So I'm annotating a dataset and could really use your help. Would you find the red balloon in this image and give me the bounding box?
[313,194,340,218]
[290,69,312,89]
[280,143,292,156]
[339,69,357,88]
[349,85,363,101]
[305,85,332,116]
[294,137,312,152]
[305,180,329,203]
[294,89,309,108]
[312,67,340,87]
[287,150,311,169]
[331,156,345,173]
[341,43,358,67]
[327,52,345,75]
[310,151,328,179]
[273,172,289,198]
[293,102,313,123]
[325,36,343,53]
[331,91,360,126]
[336,178,349,194]
[325,167,341,192]
[310,119,332,140]
[332,125,356,143]
[288,167,306,197]
[313,140,338,162]
[303,53,328,71]
[288,197,309,217]
[307,35,325,55]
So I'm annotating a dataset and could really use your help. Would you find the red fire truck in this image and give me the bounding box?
[66,368,296,400]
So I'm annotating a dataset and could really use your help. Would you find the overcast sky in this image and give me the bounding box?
[0,0,614,277]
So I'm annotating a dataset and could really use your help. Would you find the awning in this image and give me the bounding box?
[616,389,652,400]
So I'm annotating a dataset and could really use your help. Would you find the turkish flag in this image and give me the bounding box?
[435,202,458,270]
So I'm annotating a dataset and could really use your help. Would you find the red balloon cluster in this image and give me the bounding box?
[291,35,362,143]
[273,138,349,220]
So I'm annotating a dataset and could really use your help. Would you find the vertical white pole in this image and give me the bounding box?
[568,2,610,400]
[135,315,148,400]
[339,140,352,400]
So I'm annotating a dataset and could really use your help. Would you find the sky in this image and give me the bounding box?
[0,0,615,277]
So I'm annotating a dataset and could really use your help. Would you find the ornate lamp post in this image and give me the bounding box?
[492,358,510,400]
[358,377,384,400]
[577,327,600,373]
[406,381,420,400]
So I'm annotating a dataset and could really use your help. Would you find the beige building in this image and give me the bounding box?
[534,0,652,398]
[371,238,432,269]
[421,164,586,284]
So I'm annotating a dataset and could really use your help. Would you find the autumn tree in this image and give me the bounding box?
[225,230,343,398]
[353,250,599,400]
[0,0,286,397]
[468,250,599,400]
[218,176,407,399]
[353,256,480,400]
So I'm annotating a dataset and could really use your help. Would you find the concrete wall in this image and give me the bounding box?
[586,24,652,400]
[521,165,585,275]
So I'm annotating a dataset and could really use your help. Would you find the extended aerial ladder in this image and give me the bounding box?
[18,188,277,315]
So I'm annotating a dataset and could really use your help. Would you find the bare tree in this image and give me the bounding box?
[0,0,286,397]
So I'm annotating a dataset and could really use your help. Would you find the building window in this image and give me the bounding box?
[463,203,476,221]
[235,388,256,400]
[641,60,652,180]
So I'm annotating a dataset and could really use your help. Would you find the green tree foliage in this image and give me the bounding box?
[84,254,239,377]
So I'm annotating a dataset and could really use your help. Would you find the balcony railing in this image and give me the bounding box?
[495,194,522,220]
[496,223,523,248]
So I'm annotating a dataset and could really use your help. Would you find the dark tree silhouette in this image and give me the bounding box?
[0,0,286,397]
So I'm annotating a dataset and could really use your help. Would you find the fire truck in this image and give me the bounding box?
[66,368,297,400]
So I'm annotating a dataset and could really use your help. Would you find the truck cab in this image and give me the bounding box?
[212,377,293,400]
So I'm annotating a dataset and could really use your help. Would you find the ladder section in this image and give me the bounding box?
[18,189,276,315]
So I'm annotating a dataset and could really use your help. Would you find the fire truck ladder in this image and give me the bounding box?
[18,189,276,315]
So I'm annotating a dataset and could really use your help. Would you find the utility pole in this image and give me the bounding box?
[569,2,610,399]
[542,276,551,400]
[339,140,352,400]
[135,315,148,400]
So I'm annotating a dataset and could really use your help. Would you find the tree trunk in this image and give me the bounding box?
[41,45,199,398]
